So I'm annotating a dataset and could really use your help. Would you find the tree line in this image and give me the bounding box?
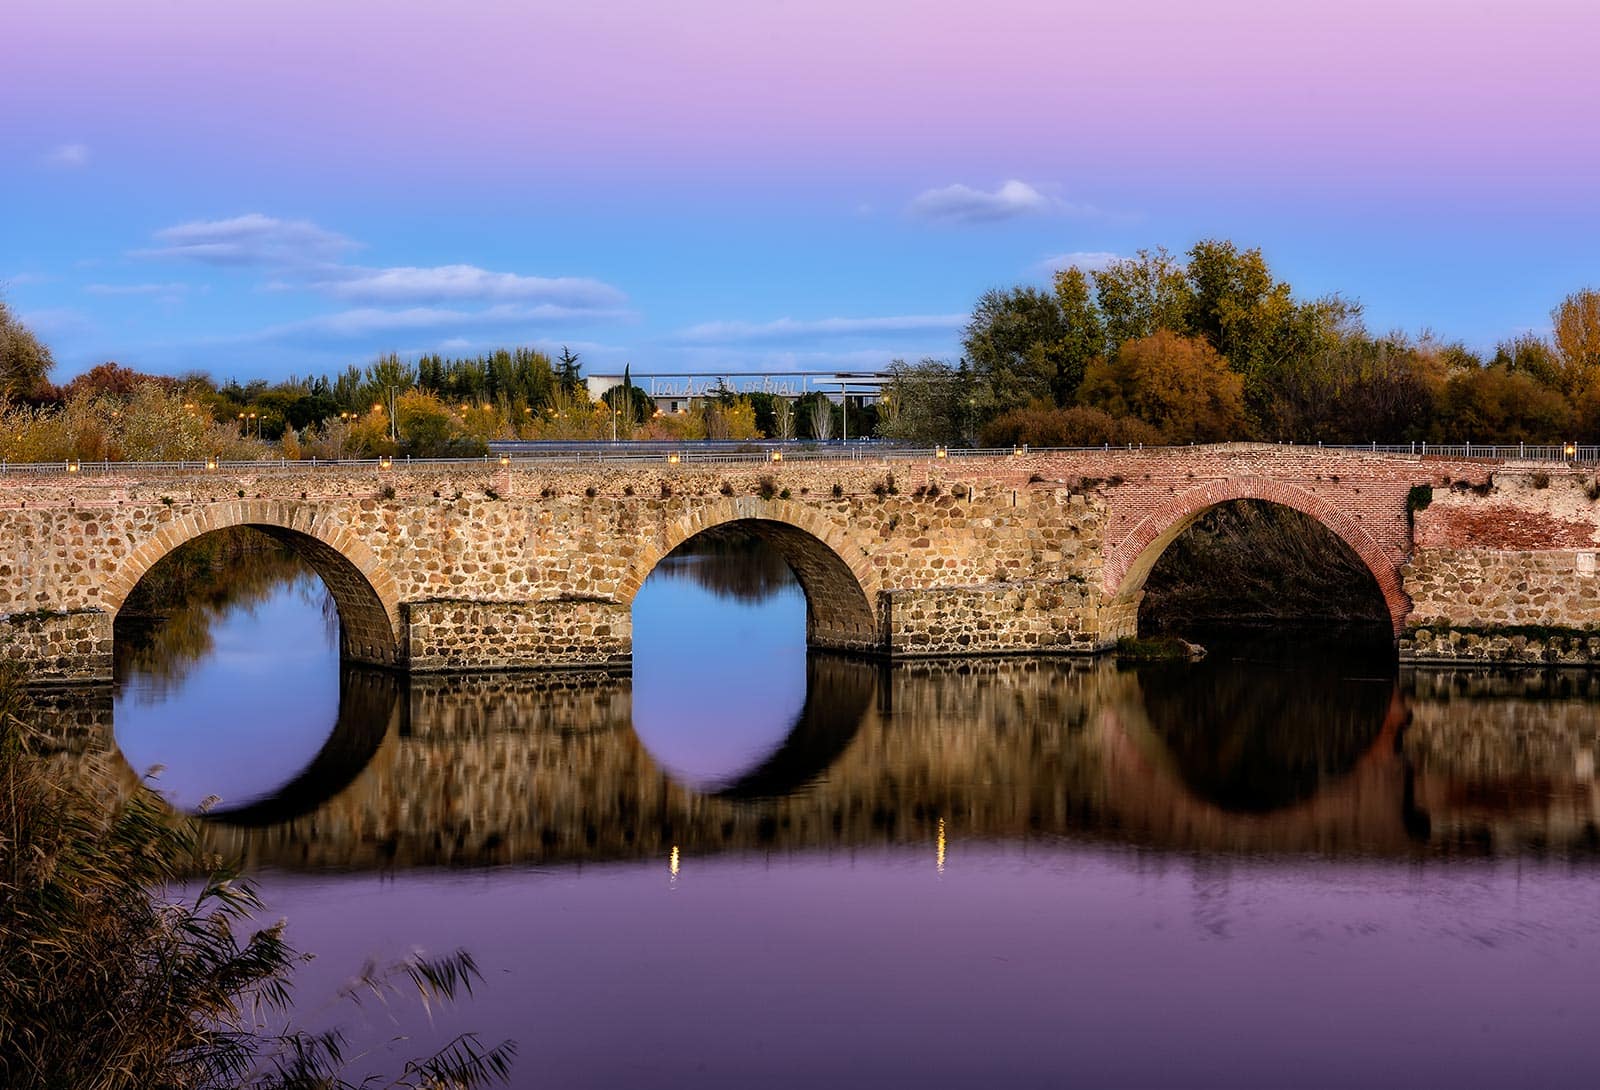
[879,241,1600,448]
[5,245,1600,461]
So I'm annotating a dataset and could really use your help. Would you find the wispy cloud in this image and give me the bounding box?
[303,264,626,308]
[1036,251,1123,274]
[41,143,90,169]
[135,214,358,266]
[909,180,1053,224]
[250,302,631,342]
[15,307,91,337]
[675,314,966,343]
[84,282,192,296]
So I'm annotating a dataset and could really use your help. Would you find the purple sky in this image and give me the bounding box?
[5,0,1599,380]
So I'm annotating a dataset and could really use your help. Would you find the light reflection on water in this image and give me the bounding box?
[77,530,1600,1088]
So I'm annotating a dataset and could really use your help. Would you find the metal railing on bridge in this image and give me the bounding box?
[1,440,1595,477]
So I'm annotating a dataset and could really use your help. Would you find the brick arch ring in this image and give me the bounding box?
[101,500,404,666]
[1103,476,1411,636]
[619,496,884,649]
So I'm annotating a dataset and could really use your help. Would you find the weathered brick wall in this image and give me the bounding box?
[1405,469,1600,664]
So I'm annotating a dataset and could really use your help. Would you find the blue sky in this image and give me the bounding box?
[5,0,1598,384]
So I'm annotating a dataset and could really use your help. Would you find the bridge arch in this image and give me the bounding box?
[621,496,882,652]
[1104,476,1410,636]
[103,500,402,666]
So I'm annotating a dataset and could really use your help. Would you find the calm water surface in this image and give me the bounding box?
[75,533,1600,1088]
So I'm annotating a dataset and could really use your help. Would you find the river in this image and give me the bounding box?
[61,531,1600,1087]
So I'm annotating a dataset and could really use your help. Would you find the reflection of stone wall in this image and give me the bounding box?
[30,659,1600,865]
[1404,669,1600,850]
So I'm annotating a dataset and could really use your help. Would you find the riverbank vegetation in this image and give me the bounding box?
[0,666,516,1088]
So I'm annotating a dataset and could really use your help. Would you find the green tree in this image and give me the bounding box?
[1052,265,1107,386]
[555,345,584,395]
[877,359,972,445]
[962,286,1078,409]
[0,300,54,400]
[1091,247,1192,352]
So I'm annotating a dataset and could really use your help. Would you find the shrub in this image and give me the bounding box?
[980,403,1163,449]
[0,666,516,1090]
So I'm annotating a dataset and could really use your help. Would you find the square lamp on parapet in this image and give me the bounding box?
[1566,442,1578,459]
[499,453,511,466]
[935,447,948,459]
[66,459,80,473]
[378,455,393,470]
[768,450,783,463]
[667,452,681,464]
[206,457,218,470]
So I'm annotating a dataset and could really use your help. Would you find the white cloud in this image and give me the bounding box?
[675,314,967,343]
[84,282,191,296]
[42,144,90,169]
[1036,251,1123,274]
[135,214,358,266]
[909,180,1053,224]
[306,264,626,308]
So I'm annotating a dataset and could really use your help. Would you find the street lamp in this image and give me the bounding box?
[1565,441,1578,460]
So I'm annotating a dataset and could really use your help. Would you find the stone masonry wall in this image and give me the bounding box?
[403,598,631,671]
[882,579,1103,655]
[10,446,1600,679]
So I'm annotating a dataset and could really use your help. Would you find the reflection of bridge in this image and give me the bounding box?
[31,659,1600,869]
[7,444,1597,681]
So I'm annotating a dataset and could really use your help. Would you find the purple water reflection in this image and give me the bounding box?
[257,846,1600,1090]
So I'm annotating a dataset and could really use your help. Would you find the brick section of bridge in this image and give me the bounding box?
[6,443,1599,679]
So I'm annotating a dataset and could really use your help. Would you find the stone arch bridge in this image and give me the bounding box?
[5,444,1599,682]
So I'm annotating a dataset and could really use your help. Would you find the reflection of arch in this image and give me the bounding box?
[204,667,403,826]
[1104,477,1409,636]
[711,654,878,799]
[1095,683,1413,853]
[103,501,402,665]
[622,498,882,651]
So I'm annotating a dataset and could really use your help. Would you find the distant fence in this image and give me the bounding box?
[0,440,1595,477]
